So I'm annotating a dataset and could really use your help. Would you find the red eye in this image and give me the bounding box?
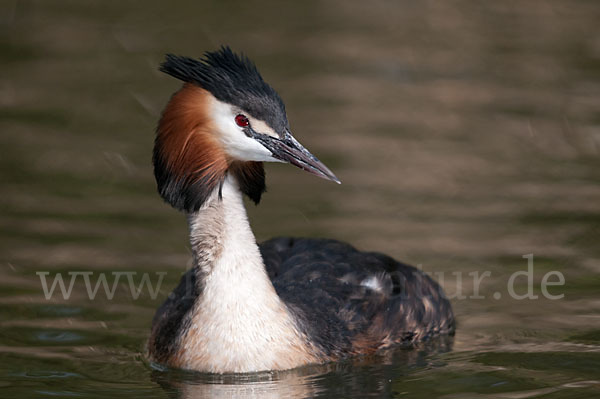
[235,114,249,127]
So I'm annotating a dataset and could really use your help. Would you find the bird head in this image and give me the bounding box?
[153,46,339,213]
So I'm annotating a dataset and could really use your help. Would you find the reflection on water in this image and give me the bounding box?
[2,0,600,397]
[150,339,453,399]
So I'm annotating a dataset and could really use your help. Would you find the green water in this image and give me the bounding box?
[2,1,600,397]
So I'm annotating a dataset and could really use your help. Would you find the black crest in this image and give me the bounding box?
[160,46,289,135]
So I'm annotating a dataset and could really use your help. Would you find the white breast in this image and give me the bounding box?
[173,176,318,373]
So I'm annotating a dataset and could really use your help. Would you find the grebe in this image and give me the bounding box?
[147,47,454,373]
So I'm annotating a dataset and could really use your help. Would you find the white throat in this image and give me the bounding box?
[186,174,263,275]
[176,175,317,373]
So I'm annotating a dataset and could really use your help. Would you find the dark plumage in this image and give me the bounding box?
[261,238,455,356]
[148,268,200,364]
[227,161,266,204]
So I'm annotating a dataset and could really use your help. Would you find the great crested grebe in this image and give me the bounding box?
[147,47,454,373]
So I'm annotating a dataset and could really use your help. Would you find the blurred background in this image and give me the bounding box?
[1,1,599,398]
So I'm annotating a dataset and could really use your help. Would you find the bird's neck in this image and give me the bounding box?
[187,174,264,277]
[188,175,277,296]
[179,174,317,372]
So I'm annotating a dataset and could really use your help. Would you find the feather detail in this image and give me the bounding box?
[153,84,229,212]
[229,161,266,204]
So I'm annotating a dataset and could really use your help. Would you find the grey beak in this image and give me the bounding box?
[257,132,341,184]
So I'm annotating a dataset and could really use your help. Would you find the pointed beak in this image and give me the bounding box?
[257,131,341,184]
